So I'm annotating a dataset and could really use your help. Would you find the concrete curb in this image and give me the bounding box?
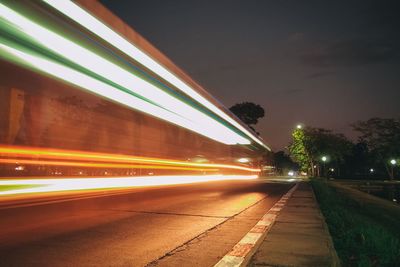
[214,183,299,267]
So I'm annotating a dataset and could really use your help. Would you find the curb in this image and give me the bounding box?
[214,183,299,267]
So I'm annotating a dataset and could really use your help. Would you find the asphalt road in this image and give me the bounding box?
[0,179,293,267]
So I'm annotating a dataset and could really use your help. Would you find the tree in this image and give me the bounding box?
[229,102,265,133]
[352,118,400,179]
[273,151,299,175]
[288,126,352,177]
[342,142,374,179]
[288,128,311,174]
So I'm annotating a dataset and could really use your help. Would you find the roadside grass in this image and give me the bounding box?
[311,179,400,267]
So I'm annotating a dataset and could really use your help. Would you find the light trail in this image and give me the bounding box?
[43,0,270,150]
[0,175,258,196]
[0,159,219,172]
[0,42,205,145]
[0,145,260,173]
[0,3,250,146]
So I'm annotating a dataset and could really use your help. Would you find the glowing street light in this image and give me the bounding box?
[321,156,327,177]
[296,124,302,129]
[370,168,374,173]
[390,159,397,180]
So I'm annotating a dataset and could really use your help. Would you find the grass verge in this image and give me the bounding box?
[311,179,400,267]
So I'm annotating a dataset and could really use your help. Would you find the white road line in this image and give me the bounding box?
[214,255,244,267]
[238,233,263,245]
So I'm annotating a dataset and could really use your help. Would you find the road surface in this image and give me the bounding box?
[0,179,293,266]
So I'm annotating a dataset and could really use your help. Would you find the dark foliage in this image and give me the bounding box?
[229,102,265,127]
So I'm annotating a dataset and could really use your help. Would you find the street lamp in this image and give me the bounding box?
[390,159,397,180]
[296,124,302,129]
[321,156,327,177]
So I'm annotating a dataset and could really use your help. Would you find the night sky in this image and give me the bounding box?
[99,0,400,150]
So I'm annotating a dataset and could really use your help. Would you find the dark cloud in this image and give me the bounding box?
[289,32,305,42]
[299,1,400,69]
[362,0,400,35]
[283,88,304,94]
[301,38,399,68]
[269,87,315,97]
[305,71,335,79]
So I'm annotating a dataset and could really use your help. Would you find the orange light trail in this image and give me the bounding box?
[0,158,218,172]
[0,145,260,173]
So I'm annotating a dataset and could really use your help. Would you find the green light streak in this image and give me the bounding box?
[0,184,44,193]
[0,2,254,146]
[0,19,180,118]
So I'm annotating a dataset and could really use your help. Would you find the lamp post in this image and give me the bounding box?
[321,156,327,177]
[390,159,396,180]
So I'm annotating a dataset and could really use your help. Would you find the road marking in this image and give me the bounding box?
[237,232,263,245]
[215,255,244,267]
[214,183,299,267]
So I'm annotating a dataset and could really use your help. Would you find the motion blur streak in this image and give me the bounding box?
[0,159,218,172]
[0,146,260,172]
[43,0,269,150]
[0,3,250,145]
[0,175,258,196]
[0,43,206,145]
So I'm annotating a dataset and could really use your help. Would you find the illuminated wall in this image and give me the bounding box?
[0,0,271,177]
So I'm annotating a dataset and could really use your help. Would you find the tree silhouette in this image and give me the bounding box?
[274,151,299,175]
[229,102,265,133]
[353,118,400,179]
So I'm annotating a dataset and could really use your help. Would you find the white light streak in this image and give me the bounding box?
[0,175,258,196]
[0,3,249,145]
[43,0,269,149]
[0,43,213,143]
